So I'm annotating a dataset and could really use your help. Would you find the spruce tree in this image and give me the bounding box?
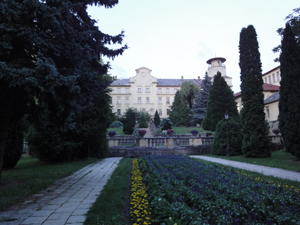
[154,110,161,127]
[278,23,300,158]
[190,72,212,126]
[239,25,271,158]
[0,1,126,179]
[202,72,239,132]
[169,91,191,126]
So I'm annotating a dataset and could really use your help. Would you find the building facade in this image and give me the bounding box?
[109,67,201,118]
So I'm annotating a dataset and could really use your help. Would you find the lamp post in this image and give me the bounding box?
[225,111,230,157]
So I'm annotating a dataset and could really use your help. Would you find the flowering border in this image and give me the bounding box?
[130,159,152,225]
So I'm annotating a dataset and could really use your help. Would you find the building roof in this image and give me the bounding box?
[111,78,202,87]
[264,91,280,104]
[234,84,280,98]
[262,65,280,76]
[262,83,280,91]
[206,57,226,64]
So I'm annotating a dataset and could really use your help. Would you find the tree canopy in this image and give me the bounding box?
[278,23,300,158]
[180,81,200,109]
[239,25,270,158]
[0,1,127,179]
[190,72,212,126]
[202,72,239,132]
[169,91,191,126]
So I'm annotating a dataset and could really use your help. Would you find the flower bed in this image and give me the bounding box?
[130,159,152,225]
[138,155,300,224]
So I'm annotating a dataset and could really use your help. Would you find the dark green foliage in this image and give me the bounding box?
[278,23,300,158]
[0,1,126,177]
[239,25,271,158]
[121,108,137,135]
[202,72,239,132]
[273,7,300,62]
[3,119,24,169]
[109,121,123,128]
[180,81,200,108]
[191,72,212,126]
[160,118,173,131]
[212,119,243,156]
[138,113,148,128]
[169,91,191,126]
[27,78,114,162]
[154,110,161,127]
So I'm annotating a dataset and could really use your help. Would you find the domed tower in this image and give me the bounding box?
[206,57,232,89]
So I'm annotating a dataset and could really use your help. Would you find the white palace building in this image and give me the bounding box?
[109,57,232,118]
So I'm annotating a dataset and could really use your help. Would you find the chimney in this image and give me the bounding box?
[198,76,200,81]
[181,76,183,81]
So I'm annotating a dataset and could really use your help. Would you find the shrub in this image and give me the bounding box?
[138,129,147,137]
[212,118,243,156]
[138,113,148,128]
[123,121,135,135]
[167,129,174,135]
[108,131,116,137]
[109,121,123,128]
[160,118,173,131]
[272,128,280,135]
[191,130,199,136]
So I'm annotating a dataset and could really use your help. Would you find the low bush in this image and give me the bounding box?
[109,121,123,128]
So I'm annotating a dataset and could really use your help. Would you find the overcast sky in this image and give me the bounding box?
[88,1,299,93]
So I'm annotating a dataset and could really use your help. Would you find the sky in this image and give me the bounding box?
[88,0,299,93]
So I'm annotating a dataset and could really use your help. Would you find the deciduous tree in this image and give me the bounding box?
[180,81,200,109]
[169,91,191,126]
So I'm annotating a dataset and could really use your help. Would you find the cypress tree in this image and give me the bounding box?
[154,110,161,127]
[190,72,212,126]
[202,72,239,132]
[169,91,191,126]
[278,23,300,158]
[239,25,270,158]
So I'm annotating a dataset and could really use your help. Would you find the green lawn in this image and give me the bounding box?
[207,150,300,172]
[0,156,98,211]
[108,127,125,135]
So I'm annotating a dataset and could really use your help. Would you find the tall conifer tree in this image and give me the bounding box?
[190,72,211,126]
[239,25,270,158]
[169,91,191,126]
[278,23,300,158]
[202,72,238,132]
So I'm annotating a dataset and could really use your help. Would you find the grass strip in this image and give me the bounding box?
[194,158,300,190]
[206,150,300,172]
[84,158,132,225]
[0,156,99,211]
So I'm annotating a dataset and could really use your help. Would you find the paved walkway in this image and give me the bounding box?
[190,155,300,182]
[0,157,122,225]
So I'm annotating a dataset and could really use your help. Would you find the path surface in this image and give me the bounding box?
[0,157,122,225]
[191,155,300,182]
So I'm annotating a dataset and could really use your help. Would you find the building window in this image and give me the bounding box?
[146,97,150,104]
[266,106,270,118]
[146,88,150,93]
[158,97,162,104]
[117,109,121,116]
[125,97,129,104]
[166,88,169,93]
[264,78,267,83]
[158,88,161,93]
[117,97,121,105]
[166,97,170,104]
[277,72,281,81]
[167,109,170,115]
[174,88,178,93]
[138,88,142,93]
[159,109,162,115]
[117,88,121,93]
[126,88,129,93]
[138,97,141,104]
[272,74,275,83]
[268,75,271,84]
[150,108,154,115]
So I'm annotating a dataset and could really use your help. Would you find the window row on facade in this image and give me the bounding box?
[114,96,172,105]
[116,108,170,116]
[263,71,281,84]
[113,87,178,94]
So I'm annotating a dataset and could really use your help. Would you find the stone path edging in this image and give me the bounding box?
[190,155,300,182]
[0,157,122,225]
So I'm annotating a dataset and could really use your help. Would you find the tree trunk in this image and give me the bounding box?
[0,129,9,183]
